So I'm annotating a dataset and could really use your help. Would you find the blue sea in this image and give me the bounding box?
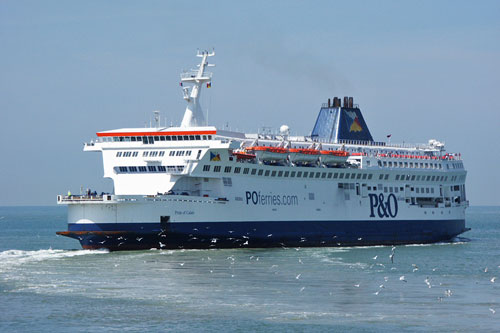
[0,206,499,332]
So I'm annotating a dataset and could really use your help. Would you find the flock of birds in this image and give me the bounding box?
[79,231,498,316]
[132,240,498,316]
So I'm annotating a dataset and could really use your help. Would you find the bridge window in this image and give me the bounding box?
[214,166,221,172]
[278,171,283,177]
[251,169,257,175]
[243,168,249,174]
[234,167,241,174]
[158,166,166,172]
[203,165,210,172]
[139,166,147,172]
[258,169,263,176]
[303,172,308,178]
[224,166,232,173]
[264,170,270,176]
[271,170,277,177]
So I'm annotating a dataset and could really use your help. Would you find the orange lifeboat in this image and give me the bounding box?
[319,150,350,166]
[232,151,256,160]
[245,146,288,162]
[288,148,320,165]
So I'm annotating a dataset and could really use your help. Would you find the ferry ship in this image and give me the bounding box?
[57,51,469,251]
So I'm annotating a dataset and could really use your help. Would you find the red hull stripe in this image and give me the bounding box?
[96,130,217,137]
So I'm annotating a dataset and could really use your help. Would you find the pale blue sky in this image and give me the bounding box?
[1,0,499,206]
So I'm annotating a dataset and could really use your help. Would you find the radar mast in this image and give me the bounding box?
[180,50,215,127]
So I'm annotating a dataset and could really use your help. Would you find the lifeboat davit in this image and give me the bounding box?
[319,150,349,166]
[245,146,288,162]
[288,148,320,165]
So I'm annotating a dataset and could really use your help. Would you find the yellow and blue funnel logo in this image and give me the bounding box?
[346,111,363,132]
[210,152,221,161]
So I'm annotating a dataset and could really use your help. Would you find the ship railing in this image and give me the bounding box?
[321,103,360,109]
[57,194,111,203]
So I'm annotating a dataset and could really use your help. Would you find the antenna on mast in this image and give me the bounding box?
[153,110,160,128]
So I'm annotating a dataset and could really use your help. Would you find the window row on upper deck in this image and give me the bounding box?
[102,134,212,144]
[201,164,465,183]
[378,160,443,169]
[115,150,193,157]
[115,165,185,173]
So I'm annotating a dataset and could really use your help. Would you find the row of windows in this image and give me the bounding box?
[204,165,375,180]
[395,174,447,182]
[105,135,212,144]
[115,165,185,173]
[451,162,464,169]
[116,150,192,158]
[168,150,192,157]
[116,151,139,157]
[202,164,461,183]
[379,160,443,169]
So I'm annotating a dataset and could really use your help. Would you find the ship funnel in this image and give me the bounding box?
[311,96,373,143]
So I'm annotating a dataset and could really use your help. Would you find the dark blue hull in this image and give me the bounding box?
[57,219,469,251]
